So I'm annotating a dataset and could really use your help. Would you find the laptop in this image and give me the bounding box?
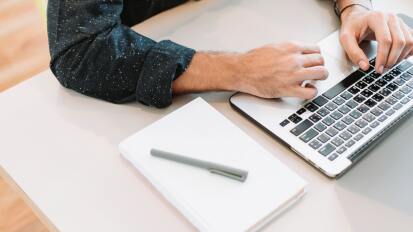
[230,13,413,178]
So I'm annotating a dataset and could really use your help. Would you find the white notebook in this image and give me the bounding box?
[119,98,307,232]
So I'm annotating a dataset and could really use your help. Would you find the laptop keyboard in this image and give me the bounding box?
[280,58,413,161]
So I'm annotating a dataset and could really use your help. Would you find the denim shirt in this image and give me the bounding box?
[47,0,195,108]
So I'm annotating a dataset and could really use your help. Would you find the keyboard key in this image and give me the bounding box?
[385,97,398,105]
[360,65,375,74]
[290,119,313,136]
[326,127,339,137]
[304,102,319,112]
[370,121,380,128]
[400,86,412,94]
[401,72,412,81]
[394,103,403,110]
[340,131,352,140]
[334,121,347,131]
[348,86,360,94]
[312,95,329,106]
[328,153,339,161]
[383,73,394,81]
[378,115,388,122]
[353,95,366,103]
[392,91,405,100]
[363,113,376,122]
[331,111,343,120]
[345,139,356,148]
[322,116,335,126]
[288,114,303,123]
[386,83,399,91]
[340,91,353,100]
[319,143,336,156]
[393,78,406,86]
[296,108,306,115]
[309,140,322,149]
[397,60,413,71]
[372,94,384,102]
[371,107,383,116]
[318,133,331,143]
[333,96,346,105]
[363,76,375,84]
[369,58,376,66]
[314,123,327,132]
[354,133,364,141]
[331,137,345,147]
[385,109,396,116]
[356,81,368,89]
[355,119,368,128]
[342,115,355,125]
[337,146,347,154]
[357,105,369,113]
[299,129,319,143]
[401,97,411,104]
[323,70,365,99]
[376,79,387,87]
[309,114,322,123]
[325,102,338,111]
[280,119,290,127]
[379,88,391,96]
[338,105,351,114]
[368,84,381,92]
[346,99,359,109]
[369,72,381,79]
[365,99,377,107]
[378,102,391,111]
[407,80,413,88]
[360,89,373,98]
[317,108,330,117]
[350,110,362,119]
[348,125,360,134]
[362,127,372,135]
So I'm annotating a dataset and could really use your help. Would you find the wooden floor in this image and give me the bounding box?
[0,0,49,231]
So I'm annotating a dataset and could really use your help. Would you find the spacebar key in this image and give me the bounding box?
[290,119,313,136]
[323,70,365,99]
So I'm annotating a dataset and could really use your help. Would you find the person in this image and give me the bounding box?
[47,0,413,108]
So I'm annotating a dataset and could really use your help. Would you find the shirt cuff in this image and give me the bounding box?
[136,40,195,108]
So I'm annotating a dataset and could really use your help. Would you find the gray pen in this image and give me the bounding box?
[150,148,248,182]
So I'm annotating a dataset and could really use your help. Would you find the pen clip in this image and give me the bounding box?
[208,168,248,182]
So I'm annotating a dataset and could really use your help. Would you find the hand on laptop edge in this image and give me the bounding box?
[173,42,328,100]
[339,5,413,74]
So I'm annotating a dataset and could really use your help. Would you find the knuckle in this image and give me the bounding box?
[395,38,406,48]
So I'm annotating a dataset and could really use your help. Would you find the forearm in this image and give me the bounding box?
[336,0,372,20]
[173,52,241,94]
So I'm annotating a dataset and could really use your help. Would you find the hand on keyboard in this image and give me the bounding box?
[339,7,413,74]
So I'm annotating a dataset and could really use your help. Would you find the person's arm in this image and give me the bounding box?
[174,43,329,100]
[336,0,413,73]
[48,0,195,108]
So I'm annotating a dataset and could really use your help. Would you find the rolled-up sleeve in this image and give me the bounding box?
[47,0,195,108]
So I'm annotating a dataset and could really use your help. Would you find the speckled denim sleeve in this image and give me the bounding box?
[47,0,195,108]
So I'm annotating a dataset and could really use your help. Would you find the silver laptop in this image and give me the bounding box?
[230,14,413,178]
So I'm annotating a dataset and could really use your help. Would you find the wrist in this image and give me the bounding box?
[340,4,370,22]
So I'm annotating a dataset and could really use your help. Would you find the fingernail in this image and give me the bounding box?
[378,65,384,74]
[358,60,369,70]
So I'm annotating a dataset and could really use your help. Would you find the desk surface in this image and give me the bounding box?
[1,0,413,231]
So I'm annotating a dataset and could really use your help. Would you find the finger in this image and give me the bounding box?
[397,20,413,63]
[340,31,370,70]
[368,14,393,73]
[386,15,406,68]
[290,85,318,99]
[294,66,329,82]
[300,53,325,68]
[293,42,321,54]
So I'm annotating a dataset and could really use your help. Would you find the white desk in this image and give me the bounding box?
[1,0,413,231]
